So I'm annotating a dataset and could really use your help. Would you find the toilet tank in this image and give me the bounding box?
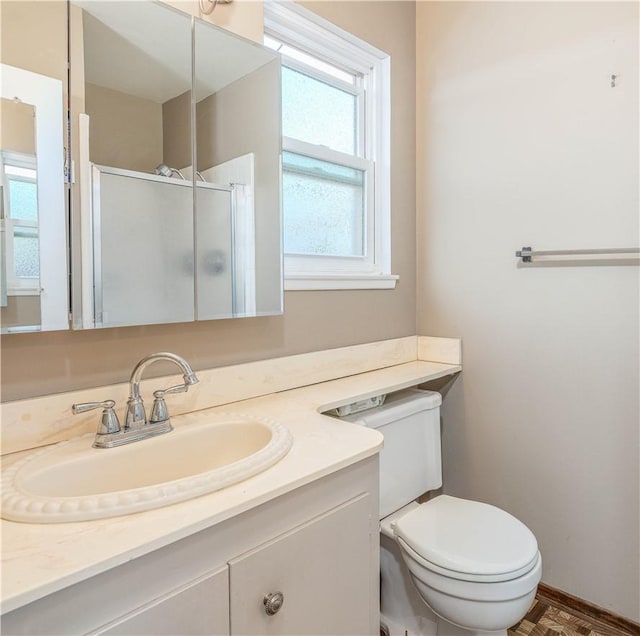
[341,389,442,518]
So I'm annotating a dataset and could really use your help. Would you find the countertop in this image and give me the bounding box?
[0,359,460,614]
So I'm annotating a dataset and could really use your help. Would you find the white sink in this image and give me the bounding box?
[1,413,293,523]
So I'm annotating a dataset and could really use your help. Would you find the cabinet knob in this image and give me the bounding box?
[263,591,284,616]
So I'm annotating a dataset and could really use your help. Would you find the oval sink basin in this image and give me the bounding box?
[1,413,293,523]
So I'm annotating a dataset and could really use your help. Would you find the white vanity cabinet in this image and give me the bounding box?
[94,567,230,635]
[229,495,372,636]
[1,457,379,636]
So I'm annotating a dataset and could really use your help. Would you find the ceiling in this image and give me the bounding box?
[77,1,277,104]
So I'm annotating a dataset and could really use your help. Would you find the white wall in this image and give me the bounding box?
[417,1,639,620]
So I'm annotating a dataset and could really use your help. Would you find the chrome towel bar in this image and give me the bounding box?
[516,246,640,263]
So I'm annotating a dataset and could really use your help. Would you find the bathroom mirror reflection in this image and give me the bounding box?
[1,99,41,330]
[73,0,195,328]
[71,1,283,329]
[0,1,69,334]
[194,22,282,319]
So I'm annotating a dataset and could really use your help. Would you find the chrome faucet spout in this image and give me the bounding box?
[126,352,199,431]
[129,352,199,401]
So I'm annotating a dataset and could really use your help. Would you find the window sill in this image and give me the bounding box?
[7,288,42,297]
[284,273,399,291]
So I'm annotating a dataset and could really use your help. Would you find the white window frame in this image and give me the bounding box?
[264,0,397,290]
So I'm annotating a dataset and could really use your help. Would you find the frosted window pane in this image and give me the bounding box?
[283,152,364,257]
[8,180,38,221]
[13,227,40,277]
[282,67,356,155]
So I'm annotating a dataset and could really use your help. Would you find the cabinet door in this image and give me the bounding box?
[93,566,229,636]
[229,495,373,636]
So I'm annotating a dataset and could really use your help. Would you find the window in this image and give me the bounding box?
[1,151,40,294]
[264,1,397,290]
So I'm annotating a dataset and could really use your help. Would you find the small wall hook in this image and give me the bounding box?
[611,74,618,88]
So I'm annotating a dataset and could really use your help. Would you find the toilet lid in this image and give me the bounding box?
[392,495,539,576]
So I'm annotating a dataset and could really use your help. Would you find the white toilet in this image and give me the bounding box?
[342,389,542,636]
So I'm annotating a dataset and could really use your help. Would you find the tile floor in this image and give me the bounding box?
[509,598,636,636]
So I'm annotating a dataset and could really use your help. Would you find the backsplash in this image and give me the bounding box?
[1,336,461,456]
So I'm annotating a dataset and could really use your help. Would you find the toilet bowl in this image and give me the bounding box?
[340,389,542,636]
[399,539,541,635]
[379,497,541,635]
[392,498,541,634]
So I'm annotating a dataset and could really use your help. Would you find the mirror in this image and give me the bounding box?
[72,0,194,328]
[71,1,283,329]
[0,2,69,334]
[194,21,282,319]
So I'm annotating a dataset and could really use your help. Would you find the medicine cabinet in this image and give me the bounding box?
[71,0,282,329]
[0,0,283,333]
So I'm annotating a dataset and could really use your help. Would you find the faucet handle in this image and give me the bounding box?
[155,383,190,397]
[149,384,188,424]
[72,399,121,435]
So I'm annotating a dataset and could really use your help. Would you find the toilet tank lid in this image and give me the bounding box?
[392,495,539,576]
[341,389,441,429]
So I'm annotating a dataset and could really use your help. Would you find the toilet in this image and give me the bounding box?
[341,389,542,636]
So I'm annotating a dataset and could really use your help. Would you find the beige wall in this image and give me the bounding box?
[85,83,164,173]
[0,99,35,155]
[416,1,639,620]
[0,1,417,401]
[0,296,41,330]
[162,90,191,170]
[0,1,67,82]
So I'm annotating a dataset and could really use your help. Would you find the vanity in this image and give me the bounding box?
[2,450,379,636]
[0,337,462,636]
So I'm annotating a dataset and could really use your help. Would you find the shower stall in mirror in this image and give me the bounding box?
[72,0,195,328]
[70,0,283,329]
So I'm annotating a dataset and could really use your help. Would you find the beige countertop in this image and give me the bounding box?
[1,359,460,614]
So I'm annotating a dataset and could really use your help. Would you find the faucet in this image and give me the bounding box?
[125,352,199,430]
[72,353,199,449]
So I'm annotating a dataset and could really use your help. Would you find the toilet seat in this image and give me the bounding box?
[392,495,539,580]
[396,536,541,584]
